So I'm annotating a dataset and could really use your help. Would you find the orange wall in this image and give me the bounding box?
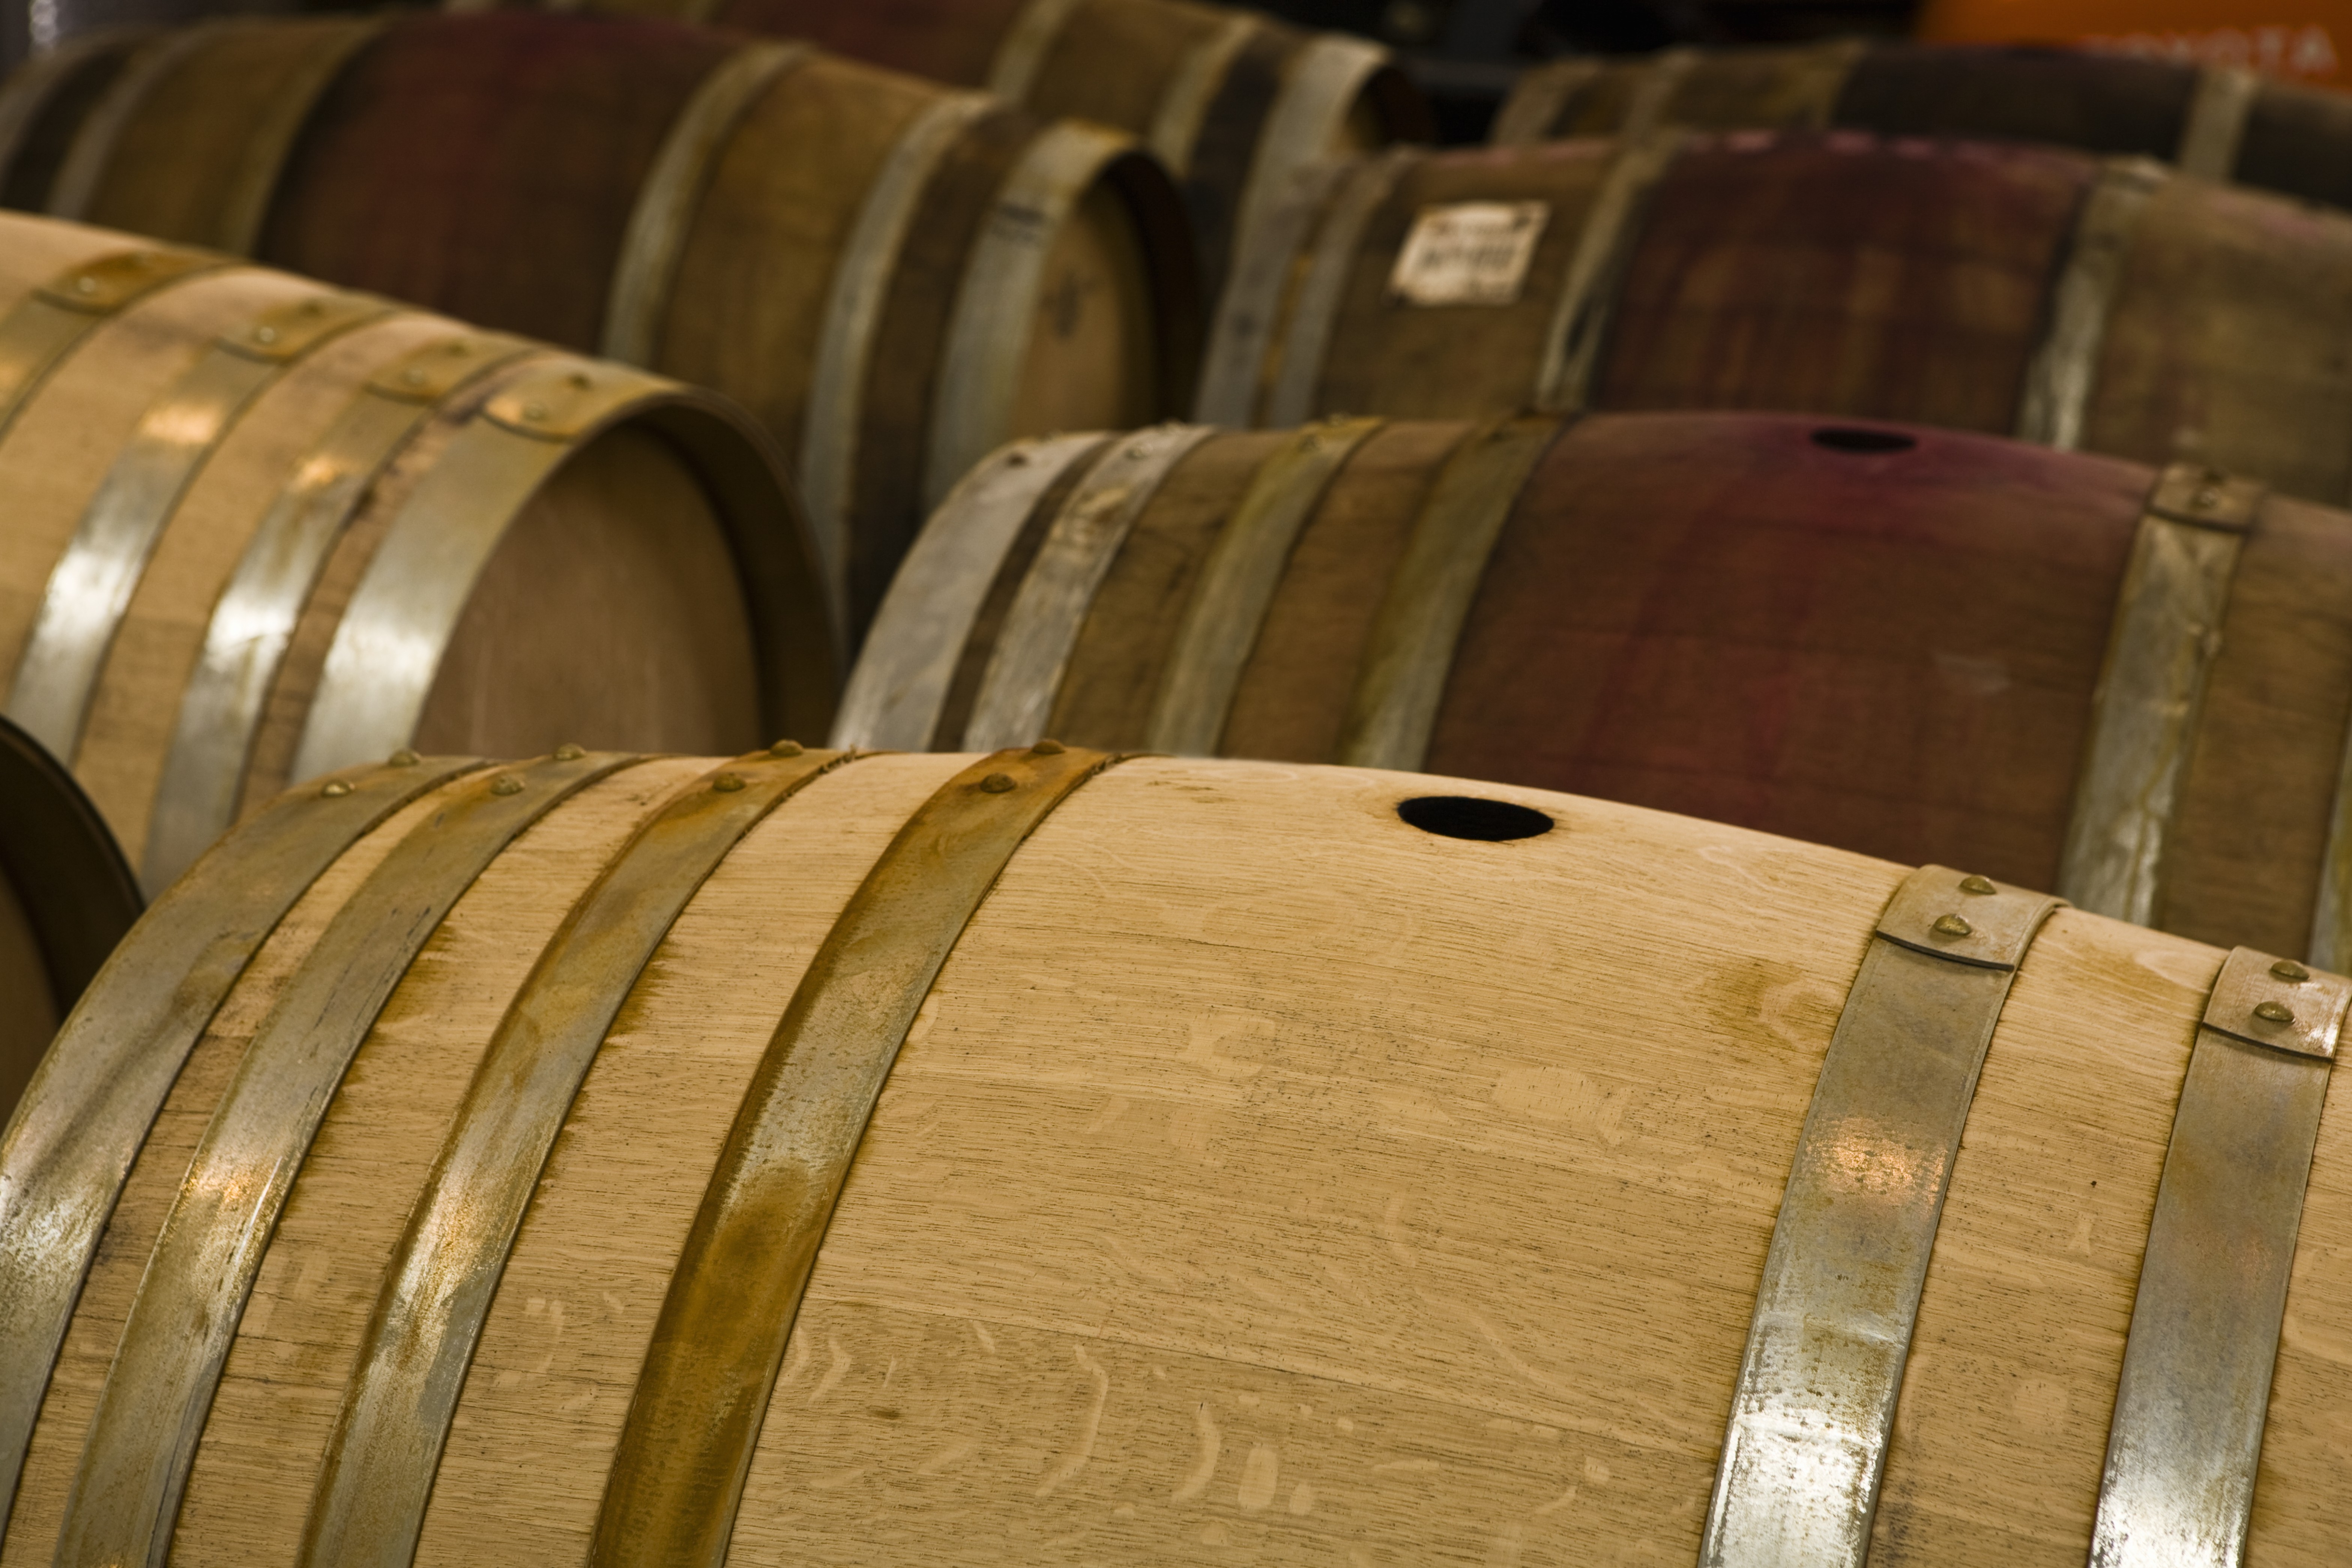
[1918,0,2348,83]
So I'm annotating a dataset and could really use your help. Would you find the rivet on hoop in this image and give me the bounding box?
[73,275,98,294]
[712,772,747,793]
[1031,739,1065,755]
[1931,913,1974,939]
[320,779,353,798]
[489,774,524,796]
[770,739,804,756]
[386,747,420,766]
[1126,444,1149,459]
[1958,874,1997,895]
[2254,1000,2297,1025]
[553,743,586,761]
[400,367,427,386]
[523,402,549,421]
[1006,449,1030,466]
[2272,958,2312,982]
[979,772,1017,793]
[569,371,591,389]
[2194,487,2223,509]
[253,326,279,344]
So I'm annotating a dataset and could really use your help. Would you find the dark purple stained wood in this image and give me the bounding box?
[258,13,739,352]
[704,0,1023,88]
[1426,412,2148,892]
[1834,44,2196,158]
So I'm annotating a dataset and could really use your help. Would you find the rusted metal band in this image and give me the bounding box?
[1489,58,1607,146]
[0,26,155,187]
[1532,130,1681,412]
[1230,35,1390,286]
[44,19,236,220]
[2015,156,2168,452]
[1337,414,1561,769]
[588,742,1127,1568]
[2089,946,2350,1568]
[1147,415,1383,754]
[927,118,1138,511]
[1193,153,1350,425]
[985,0,1084,101]
[2177,64,2259,181]
[1617,46,1697,140]
[1702,865,2064,1568]
[2056,463,2259,926]
[142,329,535,895]
[54,748,640,1568]
[287,354,673,783]
[1146,13,1259,175]
[0,245,227,446]
[0,749,483,1543]
[207,15,389,254]
[5,287,392,763]
[300,745,858,1568]
[964,423,1216,748]
[1263,146,1412,428]
[800,89,997,608]
[602,41,811,368]
[833,432,1109,750]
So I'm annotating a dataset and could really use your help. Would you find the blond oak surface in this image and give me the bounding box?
[1,752,2345,1563]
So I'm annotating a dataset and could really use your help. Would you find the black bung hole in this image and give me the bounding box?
[1397,795,1554,842]
[1810,426,1917,454]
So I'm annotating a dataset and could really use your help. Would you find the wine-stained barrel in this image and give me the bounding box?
[0,208,830,896]
[452,0,1429,299]
[0,746,2346,1564]
[1199,129,2352,510]
[841,411,2352,967]
[0,12,1203,632]
[1494,42,2352,214]
[0,713,138,1122]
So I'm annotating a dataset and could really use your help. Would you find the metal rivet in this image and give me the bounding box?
[400,367,427,386]
[712,772,746,793]
[253,326,279,344]
[446,340,470,355]
[553,743,585,761]
[569,372,591,389]
[129,252,152,266]
[1958,874,1997,895]
[302,299,324,314]
[1931,913,1974,939]
[979,772,1017,793]
[73,275,97,294]
[489,774,524,796]
[319,778,353,798]
[1031,739,1065,755]
[2194,487,2222,509]
[769,739,804,756]
[1301,435,1322,453]
[2255,1000,2296,1025]
[1126,444,1149,458]
[2272,958,2312,982]
[386,747,420,766]
[523,402,549,421]
[1006,449,1030,467]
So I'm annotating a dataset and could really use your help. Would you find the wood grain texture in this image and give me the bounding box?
[5,751,2347,1562]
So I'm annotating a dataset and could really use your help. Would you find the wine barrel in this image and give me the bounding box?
[841,410,2352,968]
[1,745,2346,1565]
[1493,41,2352,214]
[1198,129,2352,511]
[0,207,830,897]
[0,713,138,1122]
[454,0,1430,300]
[0,12,1203,633]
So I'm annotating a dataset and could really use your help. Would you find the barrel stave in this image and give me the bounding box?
[1833,44,2198,158]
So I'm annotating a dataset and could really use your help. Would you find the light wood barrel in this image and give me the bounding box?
[1197,128,2352,511]
[0,744,2347,1565]
[0,207,829,897]
[455,0,1430,299]
[841,410,2352,969]
[0,12,1202,634]
[0,712,138,1123]
[1493,42,2352,211]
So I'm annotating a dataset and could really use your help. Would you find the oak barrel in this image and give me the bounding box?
[842,410,2352,969]
[454,0,1430,299]
[0,207,829,897]
[0,11,1203,631]
[0,713,137,1123]
[0,745,2347,1564]
[1494,41,2352,215]
[1200,128,2352,511]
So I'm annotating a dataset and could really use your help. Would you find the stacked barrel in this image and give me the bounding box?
[1,5,2350,1565]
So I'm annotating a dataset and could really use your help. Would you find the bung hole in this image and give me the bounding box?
[1397,795,1554,842]
[1810,426,1916,454]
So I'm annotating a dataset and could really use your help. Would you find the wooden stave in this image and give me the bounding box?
[844,409,2352,968]
[0,209,827,894]
[0,745,2334,1562]
[1203,128,2352,513]
[0,11,1202,640]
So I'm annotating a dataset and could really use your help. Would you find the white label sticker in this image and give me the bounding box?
[1386,201,1550,307]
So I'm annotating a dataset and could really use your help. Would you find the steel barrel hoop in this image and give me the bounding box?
[2015,156,2168,453]
[985,0,1085,101]
[1489,59,1607,147]
[589,743,1131,1568]
[43,20,240,221]
[0,246,227,446]
[1531,129,1683,414]
[1263,146,1410,428]
[1700,865,2064,1568]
